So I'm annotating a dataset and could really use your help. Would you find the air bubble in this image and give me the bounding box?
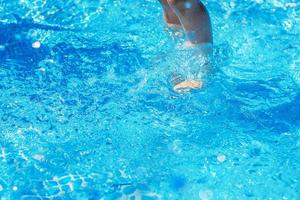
[171,139,182,154]
[217,154,226,163]
[12,186,18,191]
[199,189,213,200]
[32,154,44,161]
[32,41,41,49]
[39,67,46,72]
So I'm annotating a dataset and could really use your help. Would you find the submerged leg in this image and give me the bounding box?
[159,0,213,92]
[167,0,212,92]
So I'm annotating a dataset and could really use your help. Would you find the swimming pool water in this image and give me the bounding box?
[0,0,300,199]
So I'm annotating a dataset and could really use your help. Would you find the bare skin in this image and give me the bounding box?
[173,80,203,93]
[159,0,181,27]
[159,0,213,92]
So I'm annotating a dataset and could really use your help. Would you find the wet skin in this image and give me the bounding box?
[159,0,212,44]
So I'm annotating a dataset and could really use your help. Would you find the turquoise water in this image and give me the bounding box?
[0,0,300,199]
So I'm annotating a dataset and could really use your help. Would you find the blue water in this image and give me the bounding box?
[0,0,300,199]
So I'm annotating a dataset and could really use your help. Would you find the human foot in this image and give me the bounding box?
[173,80,203,93]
